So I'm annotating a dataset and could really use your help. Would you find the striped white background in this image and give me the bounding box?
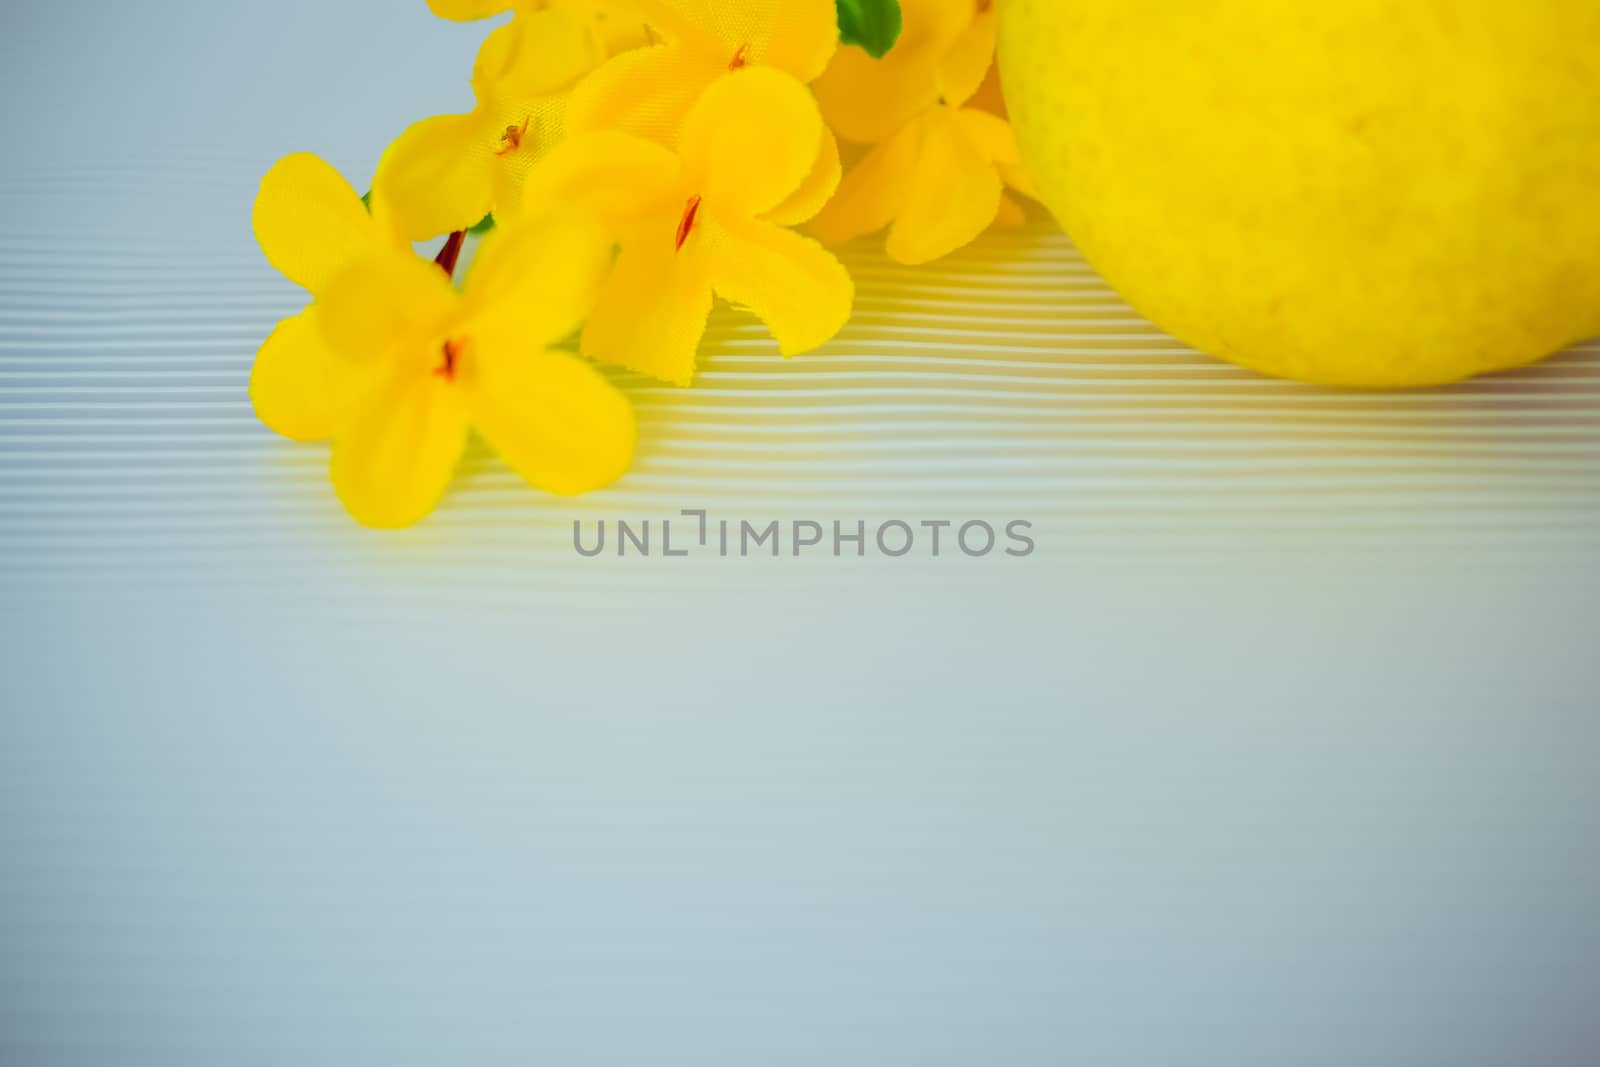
[2,161,1597,602]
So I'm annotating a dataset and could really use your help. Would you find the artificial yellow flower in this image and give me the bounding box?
[565,0,840,146]
[374,12,607,242]
[808,0,1035,264]
[813,0,994,144]
[427,0,654,63]
[304,219,636,528]
[524,67,851,386]
[250,153,400,443]
[811,105,1038,264]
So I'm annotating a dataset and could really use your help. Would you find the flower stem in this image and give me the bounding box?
[434,230,466,279]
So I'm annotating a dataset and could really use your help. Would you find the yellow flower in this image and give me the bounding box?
[525,67,852,386]
[427,0,654,62]
[808,0,1036,264]
[309,220,637,528]
[250,153,398,443]
[811,105,1038,265]
[374,12,608,242]
[566,0,840,146]
[253,152,635,528]
[813,0,995,144]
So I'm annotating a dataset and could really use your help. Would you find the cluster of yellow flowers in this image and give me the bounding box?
[252,0,1032,527]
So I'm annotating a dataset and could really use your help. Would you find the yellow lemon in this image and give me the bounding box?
[998,0,1600,387]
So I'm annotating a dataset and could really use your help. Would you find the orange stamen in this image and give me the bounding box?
[435,338,467,382]
[729,43,750,70]
[675,195,703,252]
[496,116,531,157]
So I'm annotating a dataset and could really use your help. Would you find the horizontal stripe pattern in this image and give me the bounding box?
[2,165,1597,594]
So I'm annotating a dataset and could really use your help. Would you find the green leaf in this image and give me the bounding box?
[468,212,497,237]
[837,0,903,59]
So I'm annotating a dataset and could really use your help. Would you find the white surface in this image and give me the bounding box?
[2,4,1598,1065]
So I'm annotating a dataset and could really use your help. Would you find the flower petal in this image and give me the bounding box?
[518,131,684,230]
[332,368,470,530]
[763,126,841,226]
[479,94,575,222]
[637,0,837,79]
[883,108,1002,265]
[374,113,497,244]
[473,21,523,92]
[808,124,921,246]
[464,217,615,348]
[937,7,996,108]
[629,0,725,54]
[813,0,973,143]
[251,309,367,443]
[586,0,656,56]
[812,44,942,144]
[899,0,980,53]
[565,43,718,145]
[999,161,1040,200]
[252,153,375,292]
[745,0,839,84]
[709,216,853,356]
[464,348,637,497]
[679,67,826,219]
[953,107,1019,166]
[481,10,607,101]
[317,251,460,364]
[428,0,510,19]
[582,222,714,385]
[952,108,1040,198]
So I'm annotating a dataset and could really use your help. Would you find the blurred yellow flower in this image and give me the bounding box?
[309,218,636,528]
[811,106,1038,265]
[814,0,994,143]
[526,67,851,386]
[250,153,398,443]
[809,0,1036,264]
[566,0,839,145]
[427,0,654,60]
[374,13,608,242]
